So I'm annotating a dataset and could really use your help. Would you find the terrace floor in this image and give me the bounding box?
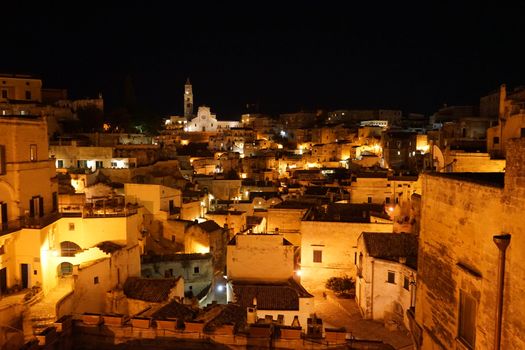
[313,291,414,350]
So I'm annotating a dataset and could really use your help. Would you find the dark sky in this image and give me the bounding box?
[2,2,524,119]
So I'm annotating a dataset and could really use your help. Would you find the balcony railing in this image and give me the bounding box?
[83,206,138,218]
[1,212,62,236]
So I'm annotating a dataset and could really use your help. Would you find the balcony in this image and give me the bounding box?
[1,212,61,236]
[83,203,139,218]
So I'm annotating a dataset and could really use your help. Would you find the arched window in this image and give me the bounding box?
[60,241,81,257]
[58,262,73,277]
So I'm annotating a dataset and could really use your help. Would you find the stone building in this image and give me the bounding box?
[300,203,393,292]
[184,78,193,118]
[0,73,42,102]
[141,253,213,299]
[486,84,525,158]
[382,130,418,172]
[226,233,313,329]
[0,110,143,338]
[410,138,525,350]
[355,232,417,330]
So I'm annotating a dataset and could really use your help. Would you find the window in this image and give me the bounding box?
[30,144,37,161]
[1,90,7,99]
[193,266,200,274]
[387,271,396,284]
[57,160,64,168]
[94,276,99,284]
[95,161,103,169]
[0,145,5,175]
[458,291,477,349]
[34,270,37,275]
[52,192,58,212]
[313,250,323,263]
[403,276,410,290]
[521,128,525,138]
[29,196,44,217]
[25,91,32,100]
[60,241,81,257]
[69,223,75,231]
[386,197,391,204]
[493,137,500,145]
[367,196,372,203]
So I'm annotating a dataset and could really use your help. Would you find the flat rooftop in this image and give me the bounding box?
[427,172,504,188]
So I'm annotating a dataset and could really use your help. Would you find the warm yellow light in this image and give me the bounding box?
[306,162,319,169]
[181,139,189,146]
[194,243,210,254]
[277,144,283,149]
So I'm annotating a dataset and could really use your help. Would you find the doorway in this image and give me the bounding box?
[0,202,7,230]
[21,264,29,289]
[0,267,7,295]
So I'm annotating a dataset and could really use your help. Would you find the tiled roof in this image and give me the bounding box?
[123,277,181,303]
[362,232,418,269]
[249,191,280,200]
[307,203,389,222]
[96,241,125,254]
[205,304,246,331]
[197,220,222,232]
[232,278,312,311]
[151,300,196,320]
[271,201,313,209]
[304,187,330,196]
[141,253,212,264]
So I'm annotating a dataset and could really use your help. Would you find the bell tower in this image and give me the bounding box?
[184,78,193,118]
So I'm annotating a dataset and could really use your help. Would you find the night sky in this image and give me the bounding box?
[2,2,525,119]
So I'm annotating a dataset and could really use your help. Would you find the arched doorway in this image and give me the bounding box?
[58,262,73,277]
[60,241,81,257]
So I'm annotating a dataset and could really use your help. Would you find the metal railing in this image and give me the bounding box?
[1,212,62,235]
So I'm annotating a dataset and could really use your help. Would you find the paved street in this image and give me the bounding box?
[313,291,414,350]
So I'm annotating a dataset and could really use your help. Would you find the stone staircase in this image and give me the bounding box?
[23,278,73,341]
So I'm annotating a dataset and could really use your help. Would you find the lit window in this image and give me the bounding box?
[30,144,37,161]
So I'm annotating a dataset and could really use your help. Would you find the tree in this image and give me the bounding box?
[325,276,355,297]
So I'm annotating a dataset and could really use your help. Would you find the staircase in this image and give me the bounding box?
[23,277,73,341]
